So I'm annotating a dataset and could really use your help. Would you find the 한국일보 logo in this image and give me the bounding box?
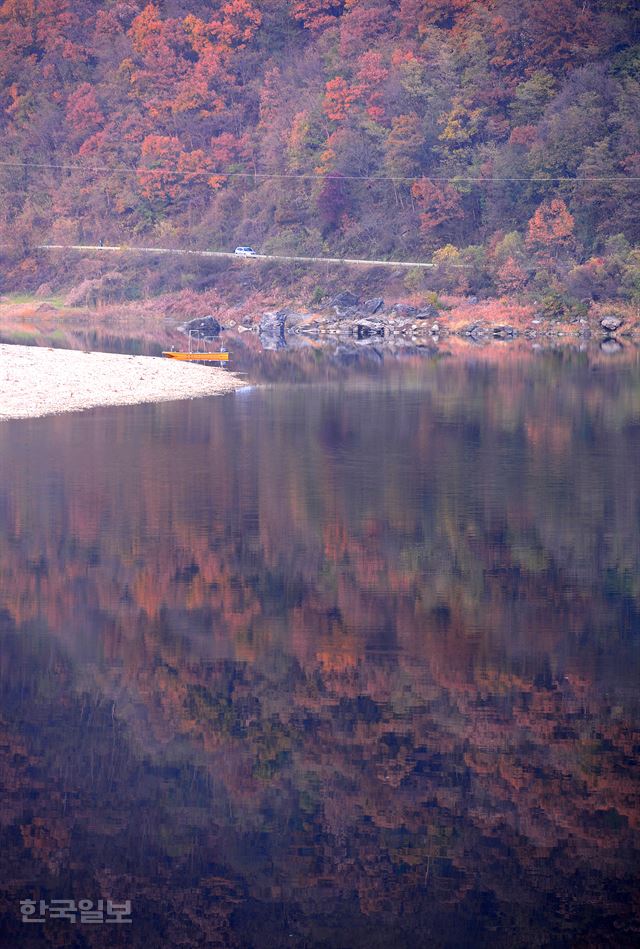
[20,899,132,924]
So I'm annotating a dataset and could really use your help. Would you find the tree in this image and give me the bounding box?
[323,77,360,122]
[339,1,390,57]
[128,5,191,117]
[292,0,345,31]
[288,111,322,171]
[575,141,640,245]
[526,198,575,258]
[412,178,464,235]
[65,83,104,142]
[400,0,476,33]
[136,135,215,207]
[208,0,262,50]
[438,97,484,147]
[523,0,596,74]
[316,173,351,232]
[384,113,425,177]
[496,256,528,294]
[354,50,388,121]
[510,72,556,125]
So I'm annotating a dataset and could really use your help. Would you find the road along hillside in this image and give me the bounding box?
[38,243,442,269]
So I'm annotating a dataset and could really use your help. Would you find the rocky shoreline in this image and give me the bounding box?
[214,291,632,355]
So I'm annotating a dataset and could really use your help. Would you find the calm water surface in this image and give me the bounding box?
[1,352,639,947]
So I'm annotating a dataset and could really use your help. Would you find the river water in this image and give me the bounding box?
[1,350,639,947]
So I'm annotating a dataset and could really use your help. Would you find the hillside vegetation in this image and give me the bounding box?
[1,0,639,303]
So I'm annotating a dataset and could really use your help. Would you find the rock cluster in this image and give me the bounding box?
[600,314,623,333]
[258,293,448,350]
[331,290,360,309]
[250,290,636,354]
[258,308,308,349]
[178,315,221,338]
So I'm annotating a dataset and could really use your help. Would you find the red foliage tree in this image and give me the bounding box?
[323,77,361,122]
[292,0,345,31]
[524,0,596,74]
[339,1,390,57]
[400,0,476,33]
[65,83,104,141]
[496,256,528,294]
[526,198,575,257]
[208,0,262,49]
[137,135,215,204]
[128,5,190,117]
[412,178,464,234]
[353,50,388,121]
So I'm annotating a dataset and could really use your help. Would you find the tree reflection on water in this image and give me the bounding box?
[0,352,639,947]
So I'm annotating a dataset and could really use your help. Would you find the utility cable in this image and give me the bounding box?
[0,160,637,184]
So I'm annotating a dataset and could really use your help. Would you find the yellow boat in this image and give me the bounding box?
[164,328,230,363]
[163,351,229,362]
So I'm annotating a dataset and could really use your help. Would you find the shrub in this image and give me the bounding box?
[538,289,589,321]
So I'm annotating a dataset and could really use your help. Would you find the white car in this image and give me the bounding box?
[234,246,257,257]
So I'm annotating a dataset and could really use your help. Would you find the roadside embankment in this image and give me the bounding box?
[0,345,246,421]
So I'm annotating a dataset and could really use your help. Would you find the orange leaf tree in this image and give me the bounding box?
[292,0,345,31]
[323,77,360,122]
[411,178,464,236]
[526,198,575,259]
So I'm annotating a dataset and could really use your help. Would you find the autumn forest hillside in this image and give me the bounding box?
[1,0,639,303]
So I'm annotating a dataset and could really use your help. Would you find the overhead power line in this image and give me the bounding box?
[0,160,637,184]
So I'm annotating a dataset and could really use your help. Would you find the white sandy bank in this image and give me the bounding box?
[0,345,247,420]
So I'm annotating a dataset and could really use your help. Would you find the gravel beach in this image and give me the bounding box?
[0,344,247,420]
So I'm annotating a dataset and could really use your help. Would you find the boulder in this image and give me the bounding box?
[391,317,414,330]
[258,307,309,341]
[259,309,287,337]
[283,308,307,326]
[461,323,488,341]
[492,325,518,339]
[334,305,360,320]
[390,304,418,318]
[362,297,384,314]
[179,315,221,338]
[600,314,623,333]
[331,290,360,308]
[414,304,439,320]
